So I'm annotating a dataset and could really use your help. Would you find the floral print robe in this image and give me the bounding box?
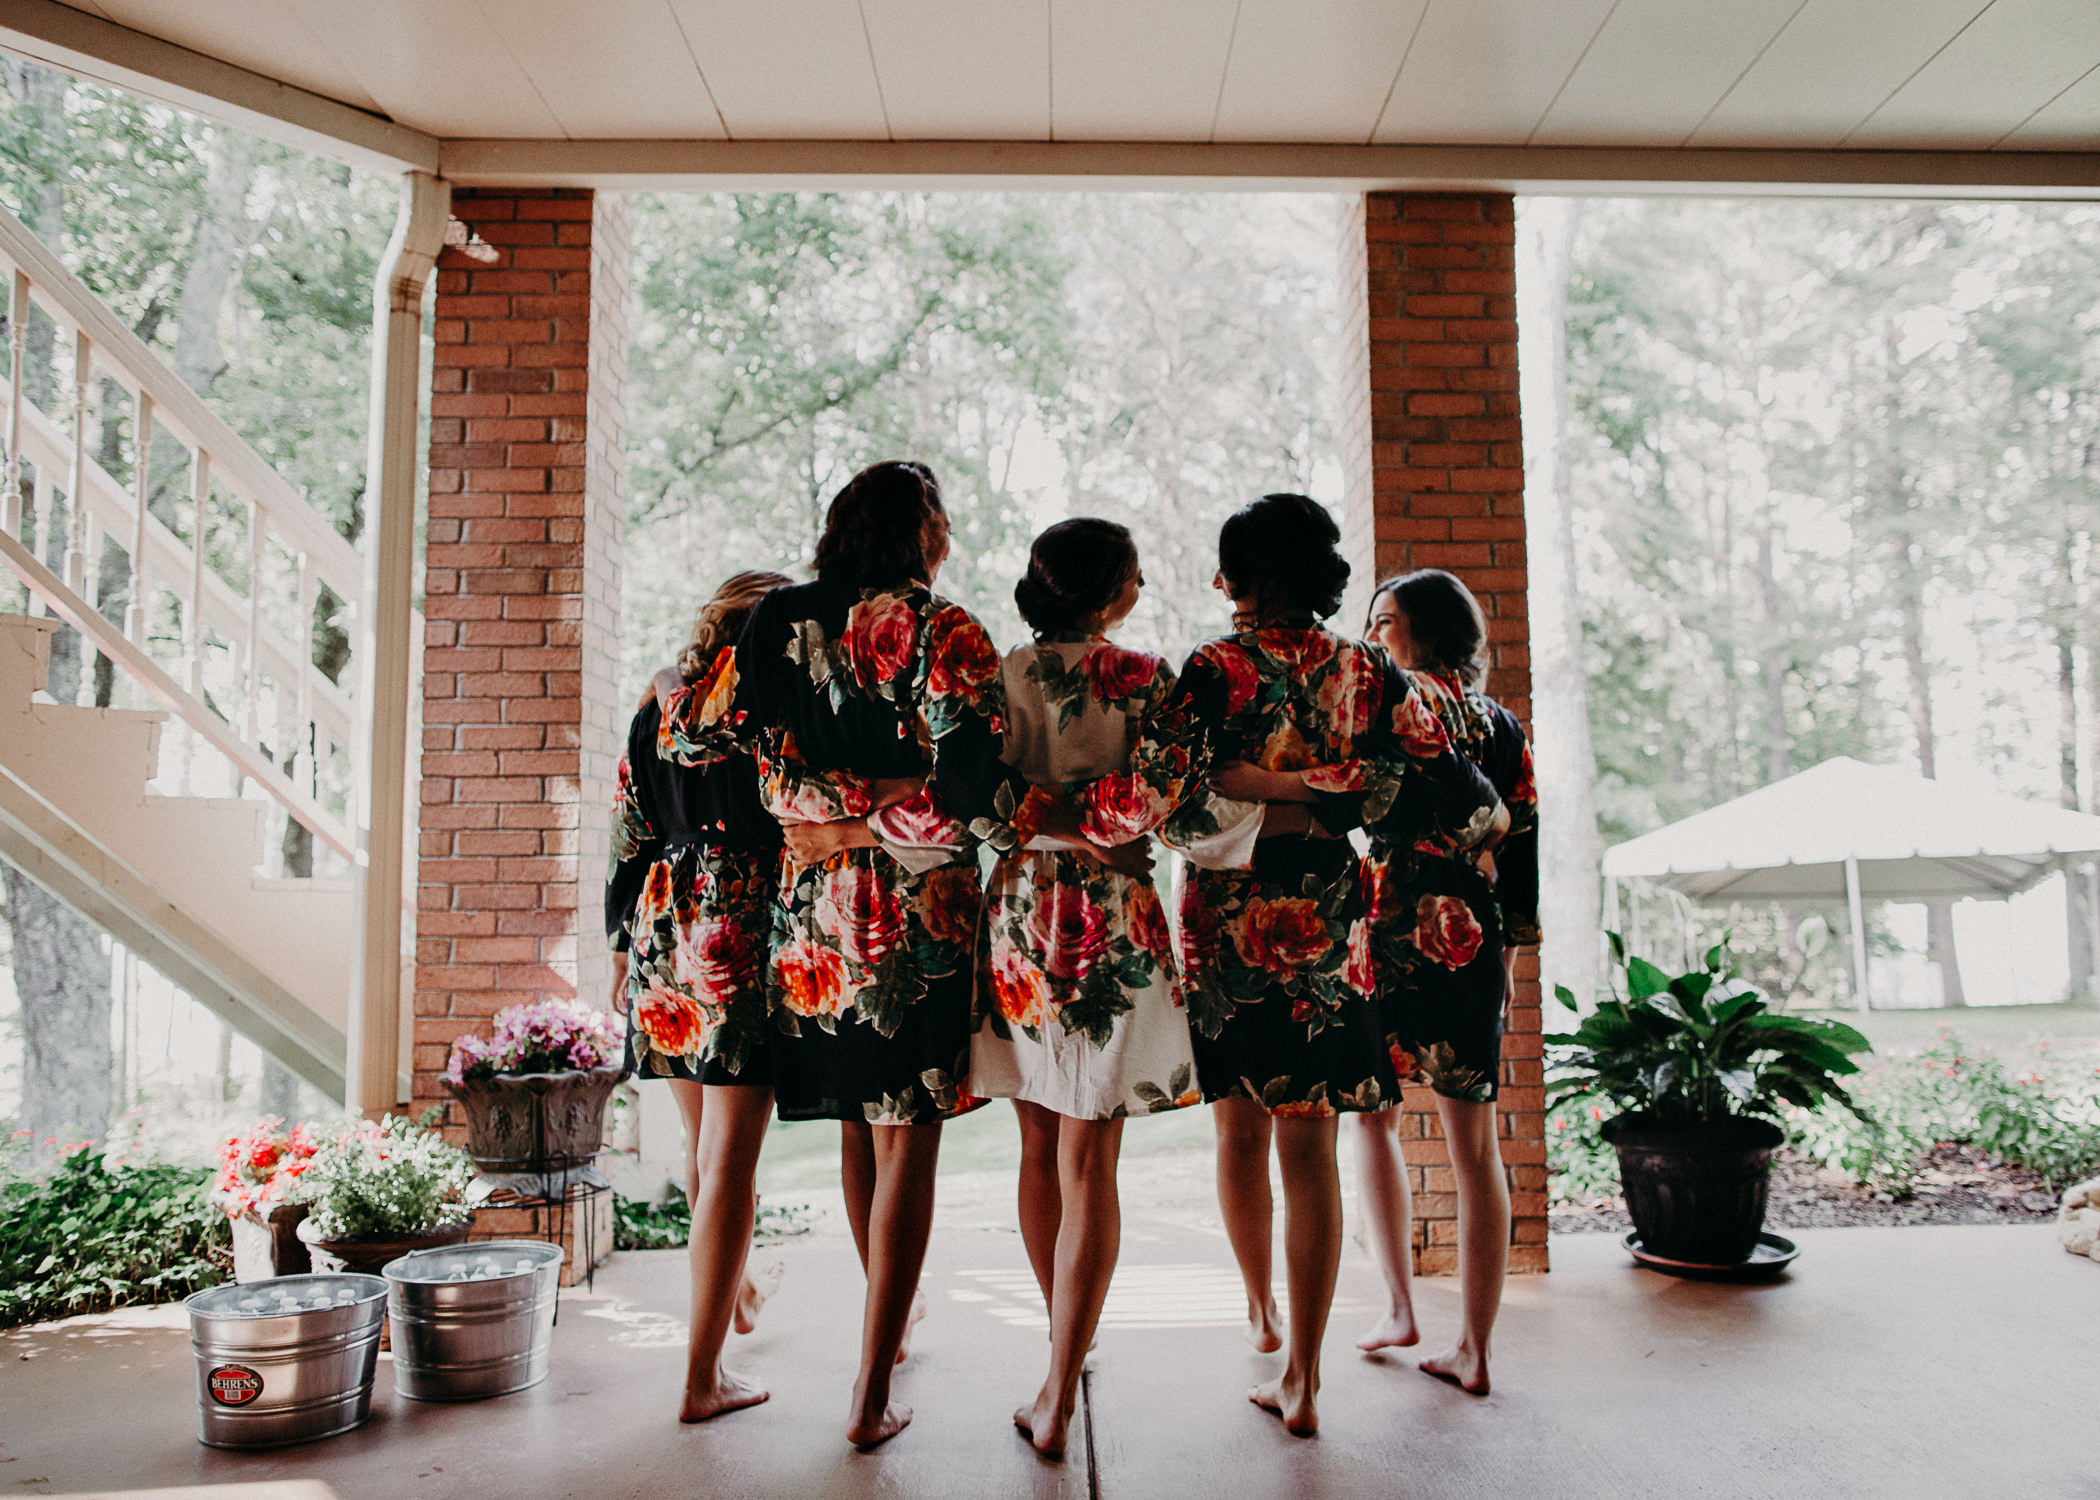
[665,578,1047,1125]
[606,697,781,1082]
[972,636,1265,1121]
[1366,670,1540,1103]
[1078,624,1504,1116]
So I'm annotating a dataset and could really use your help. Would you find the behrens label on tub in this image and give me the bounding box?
[208,1364,263,1406]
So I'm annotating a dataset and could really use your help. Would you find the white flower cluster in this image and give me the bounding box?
[289,1114,474,1241]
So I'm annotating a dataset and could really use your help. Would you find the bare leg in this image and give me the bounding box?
[679,1086,773,1422]
[1418,1098,1506,1396]
[1016,1115,1123,1459]
[846,1121,943,1448]
[1351,1108,1419,1351]
[1212,1097,1281,1352]
[672,1078,773,1335]
[1249,1115,1340,1438]
[1013,1100,1063,1313]
[843,1121,923,1362]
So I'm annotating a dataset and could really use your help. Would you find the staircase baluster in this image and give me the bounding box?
[244,498,265,792]
[126,389,152,644]
[295,548,315,796]
[187,450,209,698]
[4,269,25,536]
[64,326,90,593]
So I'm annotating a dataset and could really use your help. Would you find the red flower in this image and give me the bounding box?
[638,861,676,925]
[1344,918,1376,995]
[676,918,761,1006]
[1390,1043,1420,1080]
[775,935,850,1018]
[1079,773,1168,844]
[1511,744,1537,808]
[1409,893,1484,970]
[1025,882,1111,980]
[926,604,1001,699]
[636,980,706,1055]
[766,762,874,822]
[1178,884,1227,973]
[1084,645,1161,704]
[916,865,983,947]
[990,936,1053,1030]
[844,592,919,687]
[1390,688,1452,758]
[1232,897,1332,977]
[1269,1096,1336,1119]
[815,864,906,966]
[1302,761,1366,793]
[1128,886,1174,962]
[1316,645,1378,736]
[1261,629,1336,677]
[1361,858,1397,923]
[871,788,966,851]
[1196,641,1261,714]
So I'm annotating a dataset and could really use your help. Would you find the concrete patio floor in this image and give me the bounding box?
[3,1206,2096,1500]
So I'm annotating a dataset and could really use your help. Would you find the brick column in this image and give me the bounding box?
[416,187,627,1277]
[1340,191,1547,1274]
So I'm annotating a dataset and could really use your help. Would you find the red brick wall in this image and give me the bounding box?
[415,186,627,1278]
[1340,191,1547,1274]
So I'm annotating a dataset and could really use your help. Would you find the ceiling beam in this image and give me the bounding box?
[0,0,438,176]
[442,138,2100,200]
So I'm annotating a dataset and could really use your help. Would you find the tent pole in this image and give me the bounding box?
[1845,855,1869,1014]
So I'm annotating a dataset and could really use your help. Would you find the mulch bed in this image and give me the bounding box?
[1551,1144,2064,1236]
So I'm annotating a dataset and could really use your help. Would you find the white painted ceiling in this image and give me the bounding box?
[49,0,2100,149]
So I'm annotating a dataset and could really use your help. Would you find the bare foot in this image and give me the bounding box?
[894,1288,927,1365]
[1244,1295,1283,1354]
[734,1258,786,1336]
[1418,1345,1490,1395]
[1249,1373,1319,1437]
[1355,1309,1420,1352]
[1017,1389,1072,1459]
[679,1370,769,1423]
[847,1399,913,1449]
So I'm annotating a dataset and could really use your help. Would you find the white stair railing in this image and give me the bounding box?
[0,200,377,863]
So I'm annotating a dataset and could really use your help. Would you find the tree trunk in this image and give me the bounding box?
[1517,198,1602,1003]
[1892,526,1966,1007]
[2,869,112,1157]
[2060,617,2095,1003]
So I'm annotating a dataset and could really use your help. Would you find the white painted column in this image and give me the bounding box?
[1844,854,1870,1015]
[346,170,449,1115]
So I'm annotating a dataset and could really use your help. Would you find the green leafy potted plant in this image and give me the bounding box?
[444,999,627,1199]
[290,1115,476,1276]
[1546,933,1872,1267]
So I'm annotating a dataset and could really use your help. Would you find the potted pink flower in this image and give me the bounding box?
[444,999,627,1199]
[209,1118,320,1281]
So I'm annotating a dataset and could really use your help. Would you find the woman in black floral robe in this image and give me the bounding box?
[665,461,1044,1448]
[1076,495,1502,1438]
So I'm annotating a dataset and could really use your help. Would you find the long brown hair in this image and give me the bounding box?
[1371,568,1488,688]
[811,461,944,587]
[678,570,794,682]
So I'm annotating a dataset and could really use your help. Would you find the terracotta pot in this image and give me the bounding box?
[444,1065,629,1200]
[296,1218,475,1278]
[229,1202,312,1282]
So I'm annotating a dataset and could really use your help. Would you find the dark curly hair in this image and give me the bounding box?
[1216,493,1350,621]
[1015,518,1138,636]
[1373,568,1488,688]
[811,460,945,587]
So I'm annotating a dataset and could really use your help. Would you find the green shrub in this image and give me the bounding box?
[0,1142,229,1328]
[1547,1102,1621,1203]
[612,1192,817,1250]
[1793,1031,2100,1194]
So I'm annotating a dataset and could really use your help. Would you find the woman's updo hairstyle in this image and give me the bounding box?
[1216,492,1350,621]
[1376,568,1489,688]
[1015,518,1138,636]
[679,569,794,682]
[812,460,945,587]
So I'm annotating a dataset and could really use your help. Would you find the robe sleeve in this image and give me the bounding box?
[1362,663,1506,852]
[1486,702,1541,946]
[604,705,664,954]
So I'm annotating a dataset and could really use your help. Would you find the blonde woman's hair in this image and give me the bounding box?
[679,570,795,682]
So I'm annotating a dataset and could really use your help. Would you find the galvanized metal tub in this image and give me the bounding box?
[186,1273,387,1449]
[384,1239,563,1401]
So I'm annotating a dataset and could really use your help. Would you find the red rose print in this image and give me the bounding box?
[1390,1042,1420,1080]
[1084,645,1161,704]
[1196,641,1261,713]
[1079,773,1168,844]
[1409,893,1484,970]
[1315,646,1378,735]
[1127,886,1174,962]
[1391,688,1452,758]
[636,980,706,1055]
[926,604,1001,699]
[1344,918,1376,995]
[815,865,906,966]
[870,788,966,851]
[775,935,850,1018]
[1232,896,1332,977]
[675,918,761,1006]
[763,762,874,823]
[1024,881,1111,980]
[843,592,919,687]
[1177,885,1226,973]
[638,861,676,926]
[1262,630,1336,677]
[990,936,1053,1030]
[1301,761,1367,793]
[916,865,982,947]
[1512,745,1537,808]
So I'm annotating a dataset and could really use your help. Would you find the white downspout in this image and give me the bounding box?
[1844,854,1870,1016]
[347,171,449,1115]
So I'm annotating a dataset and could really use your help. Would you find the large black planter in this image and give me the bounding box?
[445,1065,628,1200]
[1603,1112,1784,1266]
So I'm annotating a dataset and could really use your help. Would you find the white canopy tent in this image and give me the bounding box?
[1601,758,2100,1011]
